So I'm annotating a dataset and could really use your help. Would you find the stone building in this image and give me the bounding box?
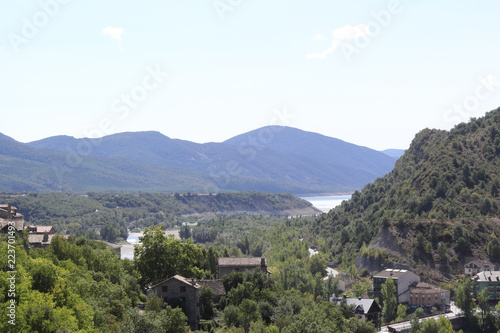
[148,275,227,329]
[373,269,420,304]
[0,203,24,234]
[148,275,201,328]
[217,257,269,278]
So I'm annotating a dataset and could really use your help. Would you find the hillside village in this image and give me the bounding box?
[2,198,500,332]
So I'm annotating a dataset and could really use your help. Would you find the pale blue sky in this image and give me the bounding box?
[2,0,500,150]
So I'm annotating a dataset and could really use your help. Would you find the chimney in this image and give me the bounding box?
[261,257,266,267]
[43,231,49,243]
[7,202,11,214]
[191,278,196,286]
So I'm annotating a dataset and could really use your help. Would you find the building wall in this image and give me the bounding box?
[218,265,267,278]
[397,272,420,303]
[476,281,500,301]
[409,290,450,306]
[150,279,200,327]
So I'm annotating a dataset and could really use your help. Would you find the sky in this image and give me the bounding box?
[1,1,500,151]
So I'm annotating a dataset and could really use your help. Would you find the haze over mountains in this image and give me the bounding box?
[0,126,398,194]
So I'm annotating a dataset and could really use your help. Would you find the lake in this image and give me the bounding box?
[120,196,351,259]
[301,195,352,213]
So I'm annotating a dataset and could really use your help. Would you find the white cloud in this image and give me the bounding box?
[313,33,326,41]
[306,24,370,60]
[102,26,124,52]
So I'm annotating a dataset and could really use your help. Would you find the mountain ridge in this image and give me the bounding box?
[1,126,397,194]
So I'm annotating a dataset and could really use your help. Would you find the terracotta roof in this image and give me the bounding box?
[218,257,267,267]
[198,280,226,297]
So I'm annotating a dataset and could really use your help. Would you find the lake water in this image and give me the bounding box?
[120,196,351,259]
[301,195,352,213]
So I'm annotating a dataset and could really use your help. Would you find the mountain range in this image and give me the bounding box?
[0,126,398,194]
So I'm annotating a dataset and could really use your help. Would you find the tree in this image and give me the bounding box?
[179,225,191,240]
[199,286,215,320]
[134,226,203,288]
[239,299,260,333]
[396,304,407,322]
[456,278,476,326]
[437,242,447,262]
[381,278,397,323]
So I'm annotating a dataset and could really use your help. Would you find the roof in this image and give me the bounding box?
[334,298,381,315]
[198,280,226,296]
[474,271,500,282]
[373,269,415,279]
[27,226,56,234]
[28,233,68,246]
[410,282,447,294]
[465,259,495,269]
[150,275,202,290]
[218,257,267,267]
[0,219,25,231]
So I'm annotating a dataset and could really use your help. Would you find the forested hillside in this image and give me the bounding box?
[4,192,319,241]
[311,108,500,283]
[1,126,396,194]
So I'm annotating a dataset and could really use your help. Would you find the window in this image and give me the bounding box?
[162,286,168,292]
[181,297,186,303]
[163,297,168,302]
[180,286,186,292]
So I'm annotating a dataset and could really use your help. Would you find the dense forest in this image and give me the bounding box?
[310,107,500,283]
[1,191,317,242]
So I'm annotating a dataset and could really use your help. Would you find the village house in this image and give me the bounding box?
[465,259,496,277]
[148,275,201,328]
[217,257,269,278]
[473,270,500,303]
[0,203,24,234]
[331,295,381,329]
[373,269,420,304]
[26,224,67,249]
[148,275,226,329]
[409,282,450,310]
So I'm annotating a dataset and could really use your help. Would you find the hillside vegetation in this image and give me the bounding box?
[312,108,500,283]
[4,192,318,240]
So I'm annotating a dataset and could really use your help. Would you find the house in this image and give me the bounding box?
[332,296,381,328]
[0,203,24,234]
[465,259,496,277]
[197,279,226,302]
[217,257,269,278]
[148,275,227,329]
[27,225,56,235]
[148,275,202,328]
[373,269,420,304]
[473,271,500,303]
[409,282,450,308]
